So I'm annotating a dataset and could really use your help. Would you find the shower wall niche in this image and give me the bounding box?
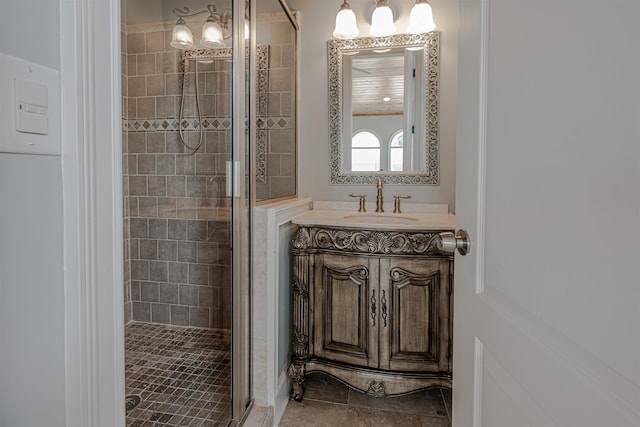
[122,21,233,329]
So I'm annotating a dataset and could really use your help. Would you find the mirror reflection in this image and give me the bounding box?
[328,32,439,185]
[349,48,423,172]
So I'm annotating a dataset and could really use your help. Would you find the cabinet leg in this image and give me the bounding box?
[287,362,306,401]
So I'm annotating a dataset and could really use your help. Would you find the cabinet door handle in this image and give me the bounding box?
[381,290,387,327]
[370,289,376,326]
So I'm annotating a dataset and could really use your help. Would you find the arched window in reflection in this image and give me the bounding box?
[389,131,403,171]
[352,131,380,171]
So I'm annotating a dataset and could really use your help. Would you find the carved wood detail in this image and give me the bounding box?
[291,227,447,256]
[288,362,305,402]
[292,227,311,250]
[367,381,387,398]
[292,253,310,358]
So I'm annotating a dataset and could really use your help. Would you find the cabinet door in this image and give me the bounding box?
[313,253,378,368]
[379,257,451,372]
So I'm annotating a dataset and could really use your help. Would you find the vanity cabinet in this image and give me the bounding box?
[289,226,453,400]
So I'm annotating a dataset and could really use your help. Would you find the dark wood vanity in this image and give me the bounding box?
[288,224,453,400]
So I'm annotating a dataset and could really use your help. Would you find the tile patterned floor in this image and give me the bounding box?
[125,322,231,427]
[279,373,452,427]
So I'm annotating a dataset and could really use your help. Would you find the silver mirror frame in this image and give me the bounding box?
[328,32,439,185]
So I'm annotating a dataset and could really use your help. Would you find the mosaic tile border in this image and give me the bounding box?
[123,116,293,132]
[124,118,230,132]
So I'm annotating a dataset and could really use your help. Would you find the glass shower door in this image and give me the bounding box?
[122,0,252,425]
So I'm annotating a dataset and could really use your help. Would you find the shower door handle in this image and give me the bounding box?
[226,160,240,198]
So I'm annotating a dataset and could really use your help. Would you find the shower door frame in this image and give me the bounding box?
[231,0,254,422]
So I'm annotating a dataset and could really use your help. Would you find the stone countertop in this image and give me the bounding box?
[292,202,455,231]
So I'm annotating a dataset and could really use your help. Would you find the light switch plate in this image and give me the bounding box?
[0,53,60,155]
[16,79,49,135]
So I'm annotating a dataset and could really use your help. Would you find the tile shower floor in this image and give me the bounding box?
[125,322,231,427]
[279,373,452,427]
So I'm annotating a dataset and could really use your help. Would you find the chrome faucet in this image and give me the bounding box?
[375,178,384,212]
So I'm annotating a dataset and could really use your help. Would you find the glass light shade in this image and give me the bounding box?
[170,22,195,50]
[407,1,436,34]
[333,5,359,39]
[369,5,395,37]
[200,19,224,47]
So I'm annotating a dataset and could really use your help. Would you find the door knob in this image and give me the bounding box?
[435,230,471,256]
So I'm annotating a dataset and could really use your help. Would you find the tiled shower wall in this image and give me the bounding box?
[122,22,232,329]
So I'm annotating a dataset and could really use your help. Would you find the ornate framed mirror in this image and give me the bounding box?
[328,32,439,185]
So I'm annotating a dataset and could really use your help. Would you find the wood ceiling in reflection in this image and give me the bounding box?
[351,54,404,116]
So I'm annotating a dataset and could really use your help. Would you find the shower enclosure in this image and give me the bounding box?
[121,0,253,424]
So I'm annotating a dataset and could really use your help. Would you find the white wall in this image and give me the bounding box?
[0,1,66,426]
[252,198,311,426]
[289,0,458,210]
[0,1,60,69]
[0,156,65,427]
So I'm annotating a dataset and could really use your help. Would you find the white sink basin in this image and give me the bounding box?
[343,213,419,224]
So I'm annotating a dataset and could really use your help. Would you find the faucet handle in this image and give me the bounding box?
[349,194,367,212]
[393,195,411,214]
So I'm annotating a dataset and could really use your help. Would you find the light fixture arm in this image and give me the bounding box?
[338,0,352,12]
[171,4,233,43]
[172,6,219,20]
[218,9,233,31]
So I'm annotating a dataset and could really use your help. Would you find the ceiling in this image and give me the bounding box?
[351,54,405,116]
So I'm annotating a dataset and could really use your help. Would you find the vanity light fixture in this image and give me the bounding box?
[171,16,195,49]
[333,0,436,40]
[333,1,360,39]
[170,4,236,50]
[369,0,396,37]
[201,6,226,47]
[407,0,436,34]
